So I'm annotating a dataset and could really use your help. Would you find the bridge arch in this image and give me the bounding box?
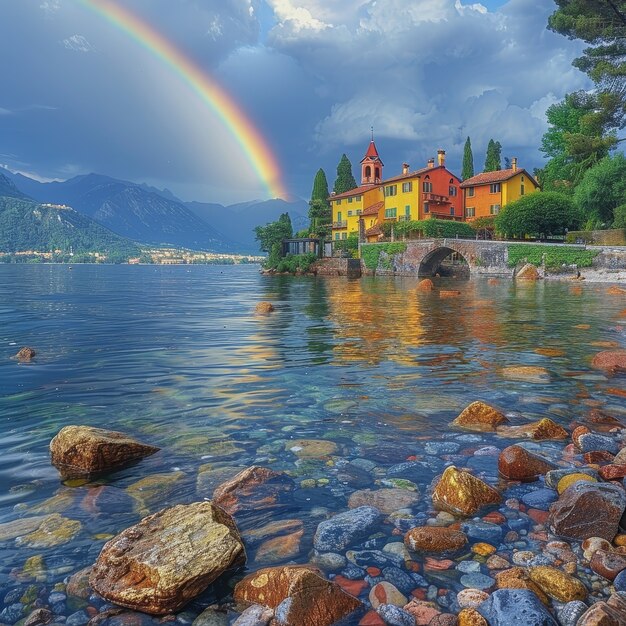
[418,244,471,278]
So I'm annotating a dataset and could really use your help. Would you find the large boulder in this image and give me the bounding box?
[452,401,508,432]
[591,349,626,372]
[548,481,626,542]
[234,565,362,626]
[404,526,467,553]
[477,589,557,626]
[89,502,245,615]
[50,425,159,479]
[496,418,567,440]
[498,445,557,481]
[432,466,501,517]
[212,466,294,517]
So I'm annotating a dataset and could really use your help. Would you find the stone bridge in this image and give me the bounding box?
[361,239,513,277]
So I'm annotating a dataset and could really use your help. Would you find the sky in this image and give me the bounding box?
[0,0,591,205]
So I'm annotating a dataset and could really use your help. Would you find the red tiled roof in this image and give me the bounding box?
[328,184,373,201]
[365,224,383,236]
[362,201,384,216]
[365,141,381,158]
[382,165,461,185]
[460,168,538,188]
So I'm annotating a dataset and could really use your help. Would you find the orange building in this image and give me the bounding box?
[460,159,539,221]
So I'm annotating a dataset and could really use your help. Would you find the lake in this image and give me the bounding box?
[1,264,625,624]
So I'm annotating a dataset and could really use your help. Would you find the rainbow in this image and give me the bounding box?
[78,0,287,199]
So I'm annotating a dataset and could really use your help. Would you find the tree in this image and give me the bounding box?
[254,212,293,253]
[309,169,332,238]
[495,192,582,239]
[333,154,357,194]
[484,139,502,172]
[462,137,474,180]
[573,154,626,227]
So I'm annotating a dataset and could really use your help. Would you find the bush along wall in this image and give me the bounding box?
[361,243,407,271]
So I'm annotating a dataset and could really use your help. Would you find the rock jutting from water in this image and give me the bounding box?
[497,445,557,481]
[15,346,36,361]
[89,502,245,614]
[432,466,502,516]
[49,425,159,479]
[452,401,509,431]
[254,301,274,314]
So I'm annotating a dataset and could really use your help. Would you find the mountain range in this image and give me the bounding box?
[2,168,308,253]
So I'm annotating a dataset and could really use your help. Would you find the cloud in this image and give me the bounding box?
[62,34,93,52]
[267,0,331,32]
[0,107,12,115]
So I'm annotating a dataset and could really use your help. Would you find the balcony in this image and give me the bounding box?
[397,215,411,222]
[332,221,347,229]
[423,192,450,204]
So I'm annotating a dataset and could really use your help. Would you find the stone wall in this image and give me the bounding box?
[313,258,362,277]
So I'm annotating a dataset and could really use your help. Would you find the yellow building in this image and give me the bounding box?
[460,159,540,221]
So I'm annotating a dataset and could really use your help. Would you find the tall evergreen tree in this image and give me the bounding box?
[484,139,502,172]
[462,137,474,180]
[311,168,330,203]
[333,154,357,194]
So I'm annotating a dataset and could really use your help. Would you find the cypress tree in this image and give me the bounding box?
[484,139,502,172]
[333,154,357,194]
[462,137,474,180]
[311,168,330,203]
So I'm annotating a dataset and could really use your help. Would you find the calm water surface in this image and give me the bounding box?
[1,264,625,621]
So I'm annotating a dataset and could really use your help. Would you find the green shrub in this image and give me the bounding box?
[361,242,407,270]
[507,244,598,269]
[565,231,593,244]
[381,219,474,240]
[273,252,318,273]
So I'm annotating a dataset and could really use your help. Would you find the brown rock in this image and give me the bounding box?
[457,608,487,626]
[50,425,159,479]
[452,401,508,432]
[404,526,467,553]
[548,481,626,542]
[15,347,36,361]
[66,566,92,599]
[599,464,626,481]
[494,567,549,605]
[432,466,501,517]
[576,602,623,626]
[89,502,245,615]
[516,263,539,280]
[255,529,303,564]
[348,488,420,514]
[499,366,550,383]
[497,445,556,481]
[589,549,626,581]
[369,581,407,608]
[255,302,274,314]
[527,565,587,602]
[243,519,303,547]
[212,466,294,516]
[403,599,441,624]
[572,425,591,448]
[607,591,626,616]
[440,290,461,298]
[615,447,626,464]
[417,279,434,292]
[234,565,361,626]
[429,615,459,626]
[24,609,52,626]
[592,350,626,372]
[584,451,616,464]
[496,418,568,440]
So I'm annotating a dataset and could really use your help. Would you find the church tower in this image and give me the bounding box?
[360,132,384,185]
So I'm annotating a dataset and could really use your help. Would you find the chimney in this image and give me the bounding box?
[437,149,446,167]
[512,157,518,172]
[402,163,410,175]
[427,158,435,169]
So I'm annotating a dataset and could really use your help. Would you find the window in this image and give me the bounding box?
[465,207,476,218]
[385,207,397,218]
[490,204,500,215]
[347,210,353,217]
[336,199,342,205]
[521,184,525,196]
[467,187,475,197]
[337,211,342,221]
[356,209,362,215]
[489,183,501,193]
[341,232,347,240]
[521,176,525,182]
[423,182,433,193]
[335,233,340,240]
[348,197,353,203]
[385,185,397,197]
[424,203,430,213]
[365,165,371,179]
[450,207,455,215]
[405,205,411,217]
[402,182,412,193]
[356,195,362,202]
[449,186,457,197]
[375,167,380,180]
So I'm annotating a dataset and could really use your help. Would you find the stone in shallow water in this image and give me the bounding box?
[548,480,626,541]
[348,488,420,514]
[404,526,467,553]
[500,365,549,382]
[496,418,567,440]
[196,465,245,498]
[494,568,549,605]
[556,473,597,494]
[477,589,558,625]
[232,605,273,626]
[578,433,620,455]
[126,471,185,514]
[369,582,407,608]
[544,468,598,490]
[376,604,416,626]
[432,466,501,517]
[11,514,82,548]
[461,520,503,544]
[285,439,338,458]
[452,401,508,431]
[458,608,488,626]
[498,445,556,481]
[527,566,587,602]
[255,528,303,564]
[520,489,558,511]
[313,506,384,552]
[89,502,245,615]
[424,441,461,455]
[555,601,587,626]
[460,573,495,590]
[50,425,159,479]
[589,549,626,581]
